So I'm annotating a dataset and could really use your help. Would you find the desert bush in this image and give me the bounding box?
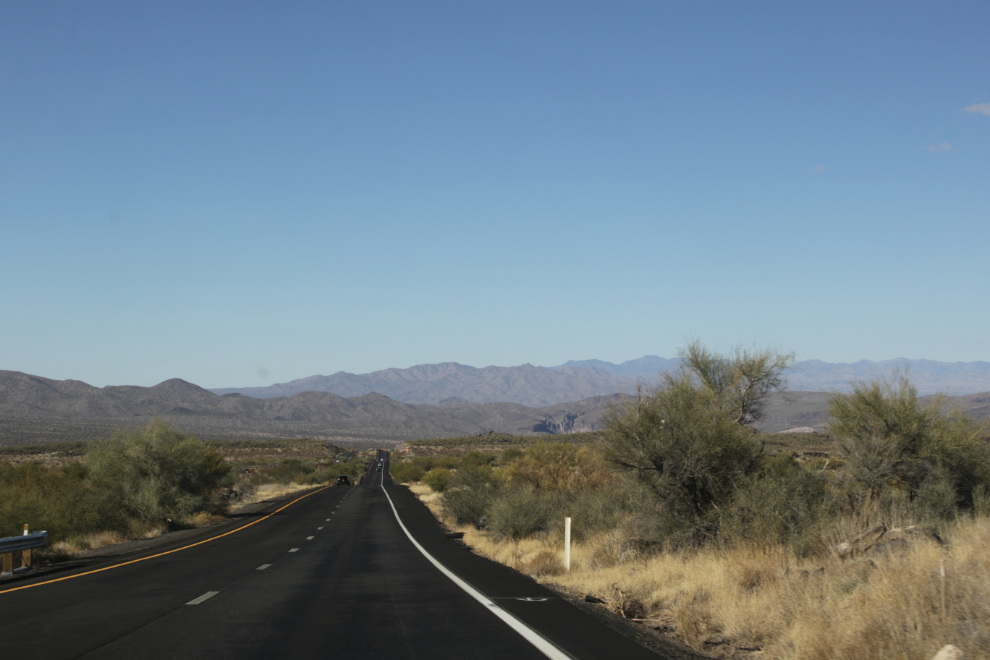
[829,374,990,507]
[487,485,560,541]
[603,372,762,540]
[518,549,564,577]
[678,340,794,425]
[0,461,125,542]
[441,465,502,527]
[499,447,524,464]
[460,450,497,468]
[559,487,639,541]
[86,420,235,525]
[722,454,838,555]
[421,467,452,493]
[266,459,314,485]
[389,460,425,484]
[505,442,578,491]
[435,454,460,470]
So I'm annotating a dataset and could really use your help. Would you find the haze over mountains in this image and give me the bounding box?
[211,357,990,406]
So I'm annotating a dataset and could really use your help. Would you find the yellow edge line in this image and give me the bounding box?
[0,486,329,595]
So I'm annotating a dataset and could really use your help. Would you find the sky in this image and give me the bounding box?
[1,2,988,388]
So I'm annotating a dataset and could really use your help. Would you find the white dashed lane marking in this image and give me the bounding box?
[256,564,271,571]
[289,548,299,553]
[307,536,315,540]
[187,591,219,605]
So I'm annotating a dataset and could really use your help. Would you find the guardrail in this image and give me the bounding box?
[1,527,48,576]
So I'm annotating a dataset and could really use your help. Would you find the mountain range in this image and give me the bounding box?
[211,357,990,406]
[0,370,618,445]
[3,357,989,447]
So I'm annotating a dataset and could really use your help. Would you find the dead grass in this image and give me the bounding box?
[238,482,323,505]
[408,482,990,659]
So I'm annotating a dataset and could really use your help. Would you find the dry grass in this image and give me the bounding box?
[409,481,990,659]
[238,482,323,505]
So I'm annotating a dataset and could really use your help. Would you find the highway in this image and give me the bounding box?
[0,451,677,659]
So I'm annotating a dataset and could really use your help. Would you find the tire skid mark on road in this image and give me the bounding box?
[0,487,330,595]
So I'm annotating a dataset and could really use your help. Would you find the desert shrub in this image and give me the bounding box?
[0,461,126,542]
[974,484,990,517]
[86,420,235,524]
[829,374,990,508]
[441,465,502,527]
[336,458,369,478]
[499,447,524,464]
[487,485,560,541]
[559,488,638,541]
[506,442,578,491]
[435,454,460,470]
[603,373,762,540]
[722,454,838,555]
[422,467,452,493]
[389,460,425,484]
[460,451,497,468]
[519,550,564,577]
[266,459,313,484]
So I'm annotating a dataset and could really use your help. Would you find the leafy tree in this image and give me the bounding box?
[678,340,794,425]
[828,374,990,506]
[603,372,762,529]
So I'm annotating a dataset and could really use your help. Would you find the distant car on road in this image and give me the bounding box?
[336,475,350,486]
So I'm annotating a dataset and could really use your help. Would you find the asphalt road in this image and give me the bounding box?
[0,451,677,659]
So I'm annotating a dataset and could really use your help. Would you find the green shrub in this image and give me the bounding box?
[828,374,990,507]
[500,447,524,465]
[460,451,496,468]
[390,461,425,484]
[559,488,638,541]
[266,459,313,484]
[603,373,761,531]
[422,467,452,493]
[442,465,502,527]
[487,485,559,541]
[86,420,235,524]
[722,455,837,555]
[0,461,125,542]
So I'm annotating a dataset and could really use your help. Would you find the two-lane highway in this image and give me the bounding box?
[0,450,678,659]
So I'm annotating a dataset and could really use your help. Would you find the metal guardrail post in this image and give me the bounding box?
[1,529,49,576]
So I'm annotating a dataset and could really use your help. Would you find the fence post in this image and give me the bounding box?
[564,517,571,572]
[23,524,31,568]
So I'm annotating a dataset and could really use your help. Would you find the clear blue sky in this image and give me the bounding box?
[2,2,988,388]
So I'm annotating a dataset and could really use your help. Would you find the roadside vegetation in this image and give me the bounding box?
[0,421,367,557]
[394,342,990,659]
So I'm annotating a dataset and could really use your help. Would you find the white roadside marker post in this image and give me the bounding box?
[564,517,571,572]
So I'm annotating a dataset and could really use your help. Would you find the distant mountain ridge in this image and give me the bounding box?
[211,357,990,405]
[2,369,987,446]
[210,362,637,407]
[0,370,617,444]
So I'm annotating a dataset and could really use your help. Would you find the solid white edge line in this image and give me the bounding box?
[186,590,219,605]
[380,483,572,660]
